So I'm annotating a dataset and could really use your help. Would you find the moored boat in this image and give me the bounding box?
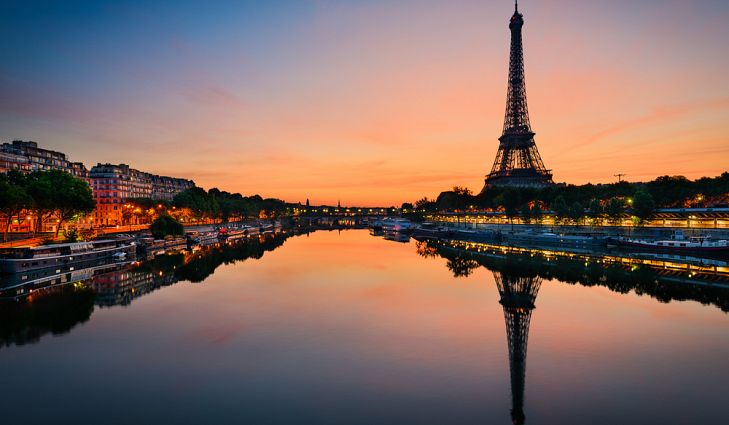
[381,217,414,233]
[611,233,729,255]
[413,222,455,238]
[503,231,608,248]
[0,239,136,275]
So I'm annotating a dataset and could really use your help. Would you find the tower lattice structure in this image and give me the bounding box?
[483,1,553,190]
[494,270,542,425]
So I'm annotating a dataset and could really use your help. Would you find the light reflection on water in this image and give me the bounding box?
[1,229,728,425]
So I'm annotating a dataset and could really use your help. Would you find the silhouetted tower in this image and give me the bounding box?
[494,270,542,424]
[483,1,553,191]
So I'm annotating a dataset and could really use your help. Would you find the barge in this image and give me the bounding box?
[0,239,136,275]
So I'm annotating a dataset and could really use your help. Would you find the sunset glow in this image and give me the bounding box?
[1,0,728,205]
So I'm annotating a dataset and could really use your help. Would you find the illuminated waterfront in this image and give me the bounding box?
[1,230,728,425]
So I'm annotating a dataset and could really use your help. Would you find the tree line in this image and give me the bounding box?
[0,170,94,240]
[168,187,288,223]
[406,172,729,225]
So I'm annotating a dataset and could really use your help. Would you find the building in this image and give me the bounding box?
[1,140,196,230]
[90,163,194,226]
[150,174,195,201]
[0,150,30,173]
[0,140,89,180]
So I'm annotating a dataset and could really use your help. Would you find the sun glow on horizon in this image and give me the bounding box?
[1,0,728,205]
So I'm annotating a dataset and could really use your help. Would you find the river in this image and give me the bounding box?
[1,229,728,424]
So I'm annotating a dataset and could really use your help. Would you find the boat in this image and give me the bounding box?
[452,228,500,243]
[503,231,609,248]
[242,225,259,236]
[368,219,383,231]
[413,222,455,238]
[381,217,414,233]
[0,260,129,300]
[217,227,230,241]
[611,231,729,255]
[259,223,275,233]
[0,239,136,275]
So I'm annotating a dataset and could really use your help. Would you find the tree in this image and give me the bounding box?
[401,202,414,210]
[452,186,472,197]
[0,173,32,241]
[587,198,603,225]
[569,201,584,225]
[414,197,435,211]
[531,204,543,224]
[606,197,624,225]
[520,204,532,224]
[150,215,184,239]
[26,171,56,235]
[497,188,521,230]
[632,190,655,225]
[51,174,95,237]
[551,196,569,225]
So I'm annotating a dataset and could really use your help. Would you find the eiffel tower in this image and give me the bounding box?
[494,270,542,424]
[483,1,553,191]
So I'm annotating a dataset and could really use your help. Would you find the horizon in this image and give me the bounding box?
[2,0,728,205]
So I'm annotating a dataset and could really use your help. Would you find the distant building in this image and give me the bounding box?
[0,140,89,180]
[90,163,194,226]
[150,174,195,201]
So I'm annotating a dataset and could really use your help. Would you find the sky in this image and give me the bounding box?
[1,0,728,206]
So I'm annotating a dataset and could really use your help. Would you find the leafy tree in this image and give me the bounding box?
[401,202,414,210]
[26,171,56,235]
[50,173,95,237]
[531,204,543,224]
[520,203,532,224]
[551,196,569,224]
[497,188,521,229]
[452,186,473,196]
[150,215,184,239]
[63,228,80,242]
[632,190,655,225]
[587,198,602,225]
[569,201,584,225]
[0,172,32,241]
[414,197,435,211]
[606,197,624,225]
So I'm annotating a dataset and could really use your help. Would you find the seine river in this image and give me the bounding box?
[2,230,728,424]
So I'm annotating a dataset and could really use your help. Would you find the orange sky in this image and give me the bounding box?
[1,1,728,205]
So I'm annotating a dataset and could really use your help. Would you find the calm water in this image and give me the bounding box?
[2,230,728,424]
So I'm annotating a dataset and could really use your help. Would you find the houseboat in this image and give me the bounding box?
[0,239,136,275]
[612,232,729,255]
[503,231,609,248]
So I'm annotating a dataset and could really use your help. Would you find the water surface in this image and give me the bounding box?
[1,230,727,424]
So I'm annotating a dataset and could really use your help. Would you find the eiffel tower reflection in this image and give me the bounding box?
[494,270,542,425]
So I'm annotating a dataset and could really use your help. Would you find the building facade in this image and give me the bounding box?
[0,150,30,173]
[1,140,195,230]
[0,140,89,180]
[90,163,194,226]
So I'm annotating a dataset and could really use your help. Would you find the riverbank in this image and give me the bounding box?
[433,221,729,240]
[0,220,263,248]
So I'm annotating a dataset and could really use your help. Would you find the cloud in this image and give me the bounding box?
[572,97,729,151]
